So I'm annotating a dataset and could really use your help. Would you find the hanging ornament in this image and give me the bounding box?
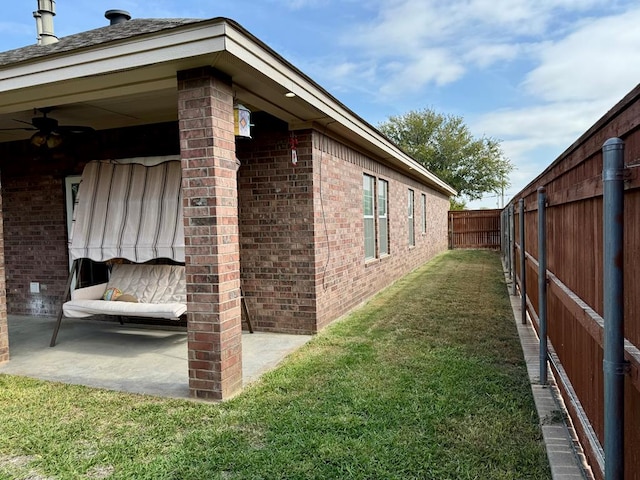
[289,132,299,165]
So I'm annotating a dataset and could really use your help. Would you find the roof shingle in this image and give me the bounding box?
[0,18,205,67]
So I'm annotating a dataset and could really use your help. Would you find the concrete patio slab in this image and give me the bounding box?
[0,315,312,399]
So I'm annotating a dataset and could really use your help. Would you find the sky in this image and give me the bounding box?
[2,1,639,208]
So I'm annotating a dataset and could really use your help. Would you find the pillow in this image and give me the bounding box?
[102,287,122,301]
[115,293,139,303]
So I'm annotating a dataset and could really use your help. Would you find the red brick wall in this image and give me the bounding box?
[312,132,449,330]
[237,114,317,334]
[238,120,449,334]
[3,171,69,316]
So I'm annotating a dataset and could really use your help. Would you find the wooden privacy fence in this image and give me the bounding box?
[448,209,501,249]
[503,84,640,480]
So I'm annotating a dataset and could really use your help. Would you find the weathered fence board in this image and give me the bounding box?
[448,209,501,249]
[505,83,640,480]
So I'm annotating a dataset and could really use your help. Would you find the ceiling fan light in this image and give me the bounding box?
[46,132,63,149]
[30,131,48,147]
[30,131,63,149]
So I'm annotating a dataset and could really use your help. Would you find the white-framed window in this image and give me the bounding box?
[363,174,376,259]
[421,193,427,234]
[408,189,415,246]
[379,179,389,256]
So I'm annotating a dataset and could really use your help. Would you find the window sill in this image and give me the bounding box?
[365,253,391,267]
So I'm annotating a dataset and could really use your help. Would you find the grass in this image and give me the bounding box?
[0,250,551,479]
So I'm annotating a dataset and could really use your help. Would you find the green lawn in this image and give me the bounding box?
[0,250,551,479]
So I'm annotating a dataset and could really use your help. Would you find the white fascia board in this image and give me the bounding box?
[0,24,227,94]
[224,24,457,196]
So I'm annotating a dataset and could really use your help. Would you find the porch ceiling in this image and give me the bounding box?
[0,50,323,144]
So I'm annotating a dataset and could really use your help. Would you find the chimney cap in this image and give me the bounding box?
[105,9,131,25]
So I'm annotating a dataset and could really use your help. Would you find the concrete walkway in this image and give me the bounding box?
[504,272,594,480]
[0,315,312,399]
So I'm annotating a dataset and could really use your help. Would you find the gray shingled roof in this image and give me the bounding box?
[0,18,206,67]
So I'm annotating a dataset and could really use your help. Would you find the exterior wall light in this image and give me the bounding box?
[234,103,252,138]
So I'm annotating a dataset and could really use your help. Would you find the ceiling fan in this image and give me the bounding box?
[0,107,94,148]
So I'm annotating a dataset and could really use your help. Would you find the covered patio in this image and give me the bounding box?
[0,14,330,400]
[0,9,454,401]
[0,315,311,398]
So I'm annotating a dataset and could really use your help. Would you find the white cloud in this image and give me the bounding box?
[523,7,640,103]
[334,0,622,98]
[475,100,611,142]
[463,43,522,68]
[468,7,639,193]
[468,94,618,204]
[254,0,640,206]
[380,49,466,94]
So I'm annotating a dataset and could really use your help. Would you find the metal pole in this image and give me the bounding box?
[510,204,516,295]
[602,137,626,480]
[50,258,78,347]
[519,198,526,324]
[537,187,548,385]
[507,205,512,279]
[500,210,504,258]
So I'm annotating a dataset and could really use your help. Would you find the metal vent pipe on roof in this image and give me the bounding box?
[105,10,132,25]
[33,0,58,45]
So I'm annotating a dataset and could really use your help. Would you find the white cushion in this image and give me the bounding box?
[63,299,186,319]
[107,264,186,304]
[71,283,108,301]
[63,263,187,320]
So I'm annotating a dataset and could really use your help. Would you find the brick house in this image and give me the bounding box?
[0,9,455,399]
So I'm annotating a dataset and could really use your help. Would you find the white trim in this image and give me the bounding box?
[0,25,226,92]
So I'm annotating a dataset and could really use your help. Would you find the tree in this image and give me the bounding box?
[379,109,513,209]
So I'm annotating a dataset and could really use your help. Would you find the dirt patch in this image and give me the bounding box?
[0,455,55,480]
[0,454,35,469]
[86,465,114,479]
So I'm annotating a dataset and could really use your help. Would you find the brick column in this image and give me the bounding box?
[178,67,242,399]
[0,176,8,364]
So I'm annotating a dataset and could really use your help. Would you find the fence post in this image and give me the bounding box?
[519,198,526,324]
[537,187,548,385]
[501,209,506,261]
[511,204,517,295]
[602,137,626,480]
[507,205,512,280]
